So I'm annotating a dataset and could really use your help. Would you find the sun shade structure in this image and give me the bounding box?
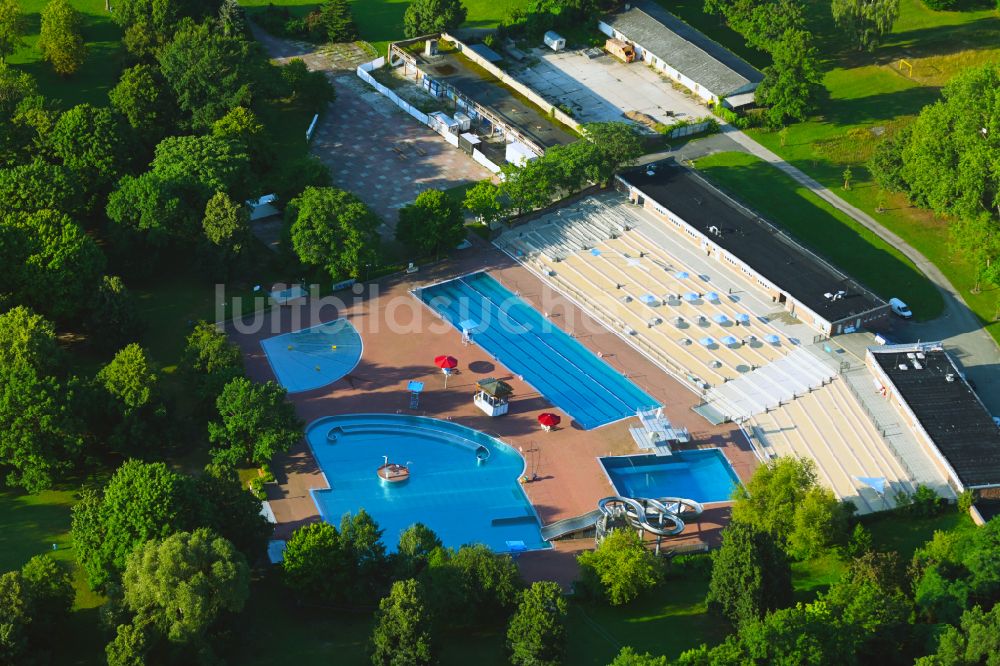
[705,291,720,302]
[765,334,781,344]
[855,476,887,495]
[736,313,750,324]
[675,271,689,279]
[591,248,602,256]
[699,337,715,346]
[477,377,513,397]
[640,293,658,305]
[435,355,458,369]
[475,378,514,417]
[683,292,699,302]
[713,314,729,324]
[721,335,739,346]
[538,413,561,430]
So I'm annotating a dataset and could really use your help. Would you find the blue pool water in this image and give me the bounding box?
[600,450,741,503]
[306,414,548,552]
[418,272,659,429]
[261,319,363,393]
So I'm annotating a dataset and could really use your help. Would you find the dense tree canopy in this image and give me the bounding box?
[207,377,303,468]
[396,188,466,259]
[370,578,435,665]
[157,19,274,130]
[463,179,504,226]
[121,528,249,643]
[0,305,59,373]
[917,602,1000,666]
[403,0,468,38]
[732,456,850,557]
[108,64,176,145]
[0,0,23,62]
[0,365,83,492]
[288,186,381,280]
[180,321,245,410]
[507,581,567,666]
[111,0,224,56]
[88,275,144,354]
[706,521,793,629]
[38,0,87,76]
[49,104,128,206]
[0,555,74,663]
[756,28,824,127]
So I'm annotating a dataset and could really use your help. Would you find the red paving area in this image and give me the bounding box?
[229,241,756,584]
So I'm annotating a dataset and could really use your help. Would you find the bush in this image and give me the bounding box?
[577,530,662,605]
[247,476,265,500]
[910,484,946,516]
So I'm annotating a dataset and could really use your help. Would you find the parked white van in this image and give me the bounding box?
[889,297,912,319]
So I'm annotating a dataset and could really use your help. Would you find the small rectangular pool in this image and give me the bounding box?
[417,272,659,429]
[600,450,741,503]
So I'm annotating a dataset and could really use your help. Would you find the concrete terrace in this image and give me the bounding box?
[228,242,756,584]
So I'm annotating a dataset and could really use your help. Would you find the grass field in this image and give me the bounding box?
[7,0,124,107]
[694,151,942,318]
[665,0,1000,339]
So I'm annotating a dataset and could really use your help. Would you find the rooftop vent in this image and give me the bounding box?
[946,373,955,382]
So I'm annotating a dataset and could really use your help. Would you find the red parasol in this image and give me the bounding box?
[434,355,458,369]
[538,413,561,428]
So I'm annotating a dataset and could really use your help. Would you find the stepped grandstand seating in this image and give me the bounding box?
[497,197,919,514]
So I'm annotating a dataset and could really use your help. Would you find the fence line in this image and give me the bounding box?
[356,57,430,126]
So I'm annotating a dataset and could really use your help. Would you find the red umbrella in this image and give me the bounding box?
[538,413,561,429]
[435,355,458,387]
[434,355,458,369]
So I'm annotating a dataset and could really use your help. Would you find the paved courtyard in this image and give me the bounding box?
[250,28,492,232]
[511,48,710,129]
[312,75,492,232]
[228,241,756,586]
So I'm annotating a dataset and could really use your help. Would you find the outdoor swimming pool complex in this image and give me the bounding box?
[418,272,658,429]
[261,319,363,393]
[307,414,548,552]
[600,450,741,504]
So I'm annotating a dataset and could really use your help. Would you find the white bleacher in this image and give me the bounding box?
[703,348,836,422]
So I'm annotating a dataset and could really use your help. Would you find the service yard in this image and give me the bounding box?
[510,47,711,131]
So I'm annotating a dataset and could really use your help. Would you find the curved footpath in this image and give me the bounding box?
[643,127,1000,414]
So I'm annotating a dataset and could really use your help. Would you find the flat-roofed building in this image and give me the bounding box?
[868,344,1000,508]
[618,162,890,337]
[598,1,762,107]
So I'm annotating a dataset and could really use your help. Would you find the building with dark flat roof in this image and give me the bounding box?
[618,162,889,336]
[598,1,762,107]
[868,343,1000,497]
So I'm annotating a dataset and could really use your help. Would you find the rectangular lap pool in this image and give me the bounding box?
[600,450,741,503]
[418,272,659,429]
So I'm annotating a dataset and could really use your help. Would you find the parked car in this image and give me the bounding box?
[889,297,912,319]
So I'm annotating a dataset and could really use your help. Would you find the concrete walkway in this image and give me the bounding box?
[640,127,1000,414]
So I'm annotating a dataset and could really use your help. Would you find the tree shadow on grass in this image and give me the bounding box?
[819,85,942,127]
[350,0,407,46]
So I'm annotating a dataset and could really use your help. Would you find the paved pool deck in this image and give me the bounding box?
[228,239,755,585]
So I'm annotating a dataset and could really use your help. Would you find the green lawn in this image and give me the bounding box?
[668,0,1000,338]
[7,0,125,107]
[694,151,943,319]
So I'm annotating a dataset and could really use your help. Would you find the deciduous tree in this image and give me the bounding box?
[403,0,467,38]
[706,521,793,628]
[831,0,900,52]
[88,276,144,354]
[288,186,381,280]
[917,602,1000,666]
[108,64,176,145]
[0,305,58,373]
[463,179,505,226]
[201,190,251,277]
[49,103,127,200]
[507,581,568,666]
[396,188,466,259]
[38,0,87,77]
[370,579,435,665]
[577,529,661,606]
[756,28,823,128]
[180,321,245,409]
[0,0,24,62]
[208,377,303,468]
[0,365,83,492]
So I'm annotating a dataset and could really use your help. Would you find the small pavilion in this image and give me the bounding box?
[474,378,513,417]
